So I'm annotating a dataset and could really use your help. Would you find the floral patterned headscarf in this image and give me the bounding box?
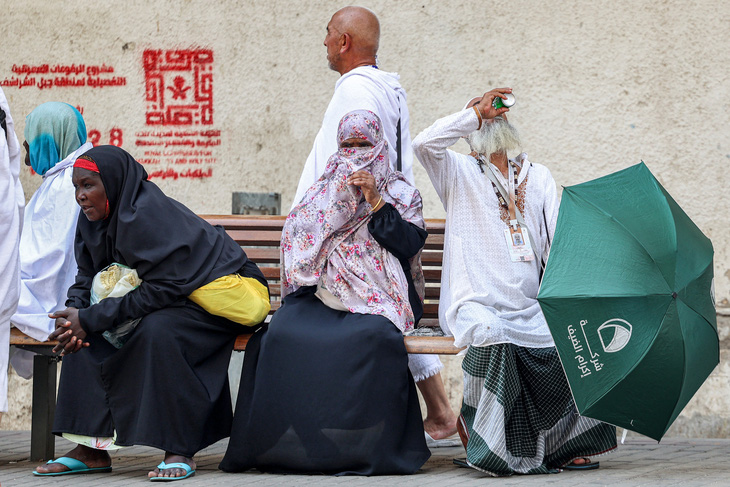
[281,110,425,332]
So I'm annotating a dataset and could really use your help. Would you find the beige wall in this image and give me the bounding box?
[3,0,729,434]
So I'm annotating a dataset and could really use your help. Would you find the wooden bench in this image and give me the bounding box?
[10,214,460,461]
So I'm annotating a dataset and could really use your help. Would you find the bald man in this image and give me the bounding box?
[292,6,414,205]
[293,6,459,447]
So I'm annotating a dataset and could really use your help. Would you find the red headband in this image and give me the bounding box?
[74,158,100,173]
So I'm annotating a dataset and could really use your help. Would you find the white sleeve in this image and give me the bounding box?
[412,108,480,208]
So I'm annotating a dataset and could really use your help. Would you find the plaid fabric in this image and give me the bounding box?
[460,343,617,476]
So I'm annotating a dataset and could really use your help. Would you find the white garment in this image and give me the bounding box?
[0,88,24,413]
[292,66,414,208]
[9,142,91,378]
[413,108,559,349]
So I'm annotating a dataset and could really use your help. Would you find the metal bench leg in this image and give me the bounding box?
[30,354,58,462]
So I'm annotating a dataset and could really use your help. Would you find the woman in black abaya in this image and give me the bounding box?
[33,145,268,481]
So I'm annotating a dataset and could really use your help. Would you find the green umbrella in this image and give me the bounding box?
[537,162,717,441]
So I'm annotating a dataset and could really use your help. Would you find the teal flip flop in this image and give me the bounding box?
[149,461,196,482]
[33,456,112,476]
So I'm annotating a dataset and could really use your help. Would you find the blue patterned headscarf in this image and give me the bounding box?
[24,102,87,176]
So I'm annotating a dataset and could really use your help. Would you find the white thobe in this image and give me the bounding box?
[0,88,24,413]
[413,108,559,349]
[9,142,91,378]
[292,66,414,208]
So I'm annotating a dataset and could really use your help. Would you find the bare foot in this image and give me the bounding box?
[416,372,458,440]
[424,414,458,440]
[35,445,111,474]
[148,453,196,479]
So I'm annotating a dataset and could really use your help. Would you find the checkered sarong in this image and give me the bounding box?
[459,344,616,476]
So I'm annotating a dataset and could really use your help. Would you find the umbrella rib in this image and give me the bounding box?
[564,188,675,291]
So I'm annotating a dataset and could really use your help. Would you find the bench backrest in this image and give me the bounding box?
[201,215,445,328]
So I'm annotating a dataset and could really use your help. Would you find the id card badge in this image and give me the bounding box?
[503,226,534,262]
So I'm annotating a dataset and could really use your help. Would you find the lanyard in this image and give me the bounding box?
[482,156,519,230]
[479,155,544,265]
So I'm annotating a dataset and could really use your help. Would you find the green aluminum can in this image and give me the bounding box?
[492,93,516,109]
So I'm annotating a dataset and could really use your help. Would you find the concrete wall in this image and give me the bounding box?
[2,0,729,436]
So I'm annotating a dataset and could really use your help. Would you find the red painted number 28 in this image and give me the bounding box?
[88,128,123,147]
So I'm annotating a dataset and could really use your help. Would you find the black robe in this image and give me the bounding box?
[53,145,267,456]
[219,203,431,475]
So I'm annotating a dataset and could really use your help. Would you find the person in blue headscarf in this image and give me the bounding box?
[10,102,92,378]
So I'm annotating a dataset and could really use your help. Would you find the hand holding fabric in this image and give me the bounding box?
[347,169,383,210]
[49,307,89,354]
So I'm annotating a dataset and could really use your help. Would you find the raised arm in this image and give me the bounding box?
[413,88,511,203]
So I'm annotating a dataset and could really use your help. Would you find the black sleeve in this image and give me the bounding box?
[65,230,94,310]
[367,203,427,260]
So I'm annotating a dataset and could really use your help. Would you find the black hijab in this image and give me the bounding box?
[71,145,249,316]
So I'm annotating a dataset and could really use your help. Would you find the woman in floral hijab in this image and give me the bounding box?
[281,109,426,332]
[221,110,431,475]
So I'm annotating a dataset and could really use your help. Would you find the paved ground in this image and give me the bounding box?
[1,432,729,486]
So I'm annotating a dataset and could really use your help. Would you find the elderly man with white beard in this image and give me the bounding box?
[413,88,616,476]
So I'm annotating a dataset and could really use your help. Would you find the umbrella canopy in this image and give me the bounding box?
[537,162,717,441]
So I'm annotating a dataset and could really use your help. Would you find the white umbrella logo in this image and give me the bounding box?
[598,318,633,353]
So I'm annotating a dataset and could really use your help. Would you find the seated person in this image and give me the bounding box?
[33,146,270,481]
[413,89,616,474]
[11,102,92,378]
[219,110,431,475]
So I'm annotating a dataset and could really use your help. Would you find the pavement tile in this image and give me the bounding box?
[3,432,730,486]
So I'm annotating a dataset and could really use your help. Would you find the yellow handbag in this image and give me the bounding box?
[189,274,270,326]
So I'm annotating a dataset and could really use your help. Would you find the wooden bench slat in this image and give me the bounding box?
[424,234,444,250]
[9,327,57,346]
[243,247,281,263]
[404,335,464,354]
[420,250,443,264]
[225,229,283,246]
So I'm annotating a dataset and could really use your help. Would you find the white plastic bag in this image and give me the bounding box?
[91,264,142,304]
[90,263,143,348]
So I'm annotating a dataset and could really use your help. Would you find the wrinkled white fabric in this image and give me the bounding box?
[413,108,559,349]
[292,66,414,207]
[0,88,24,413]
[9,143,90,378]
[12,143,90,341]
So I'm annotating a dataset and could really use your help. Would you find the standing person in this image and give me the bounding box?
[10,102,92,379]
[33,146,270,480]
[413,88,617,475]
[293,5,457,444]
[220,110,430,475]
[0,87,24,425]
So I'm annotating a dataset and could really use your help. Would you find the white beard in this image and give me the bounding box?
[465,118,522,156]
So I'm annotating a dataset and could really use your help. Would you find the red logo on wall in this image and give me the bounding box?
[143,49,213,125]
